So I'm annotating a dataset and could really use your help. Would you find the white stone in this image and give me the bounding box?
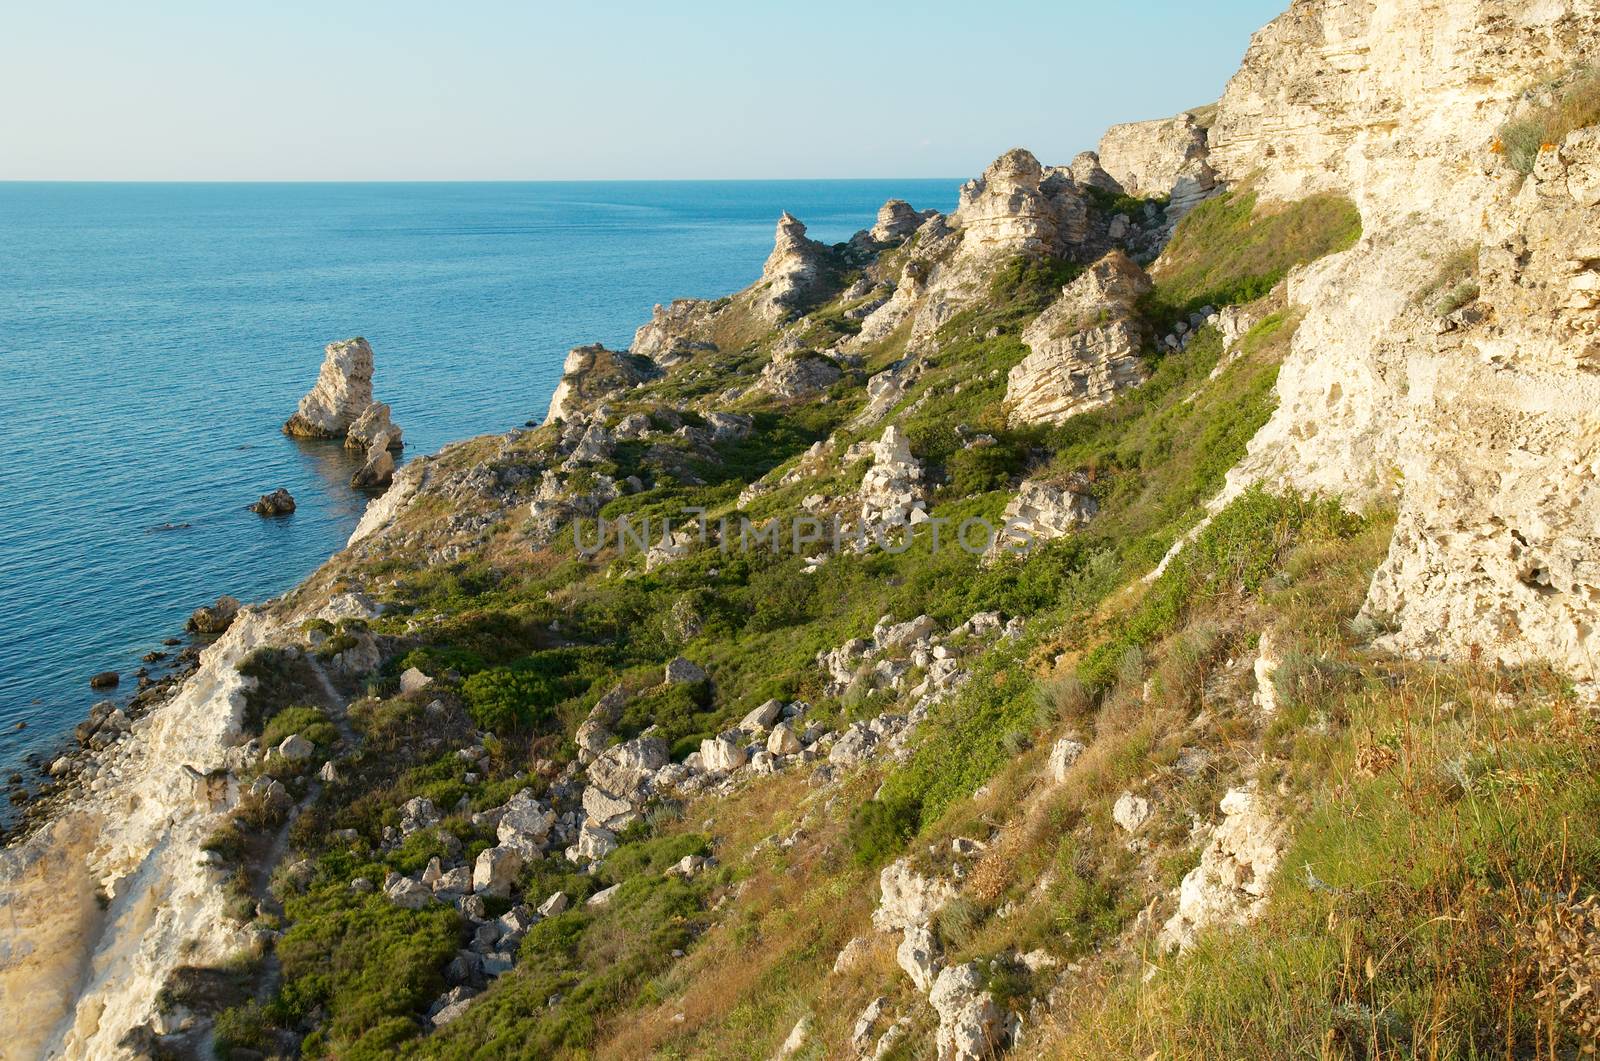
[1112,792,1151,833]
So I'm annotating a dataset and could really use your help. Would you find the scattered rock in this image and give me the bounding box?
[873,858,957,932]
[88,671,119,690]
[277,733,314,761]
[400,666,434,695]
[664,656,707,685]
[473,846,523,899]
[929,963,1005,1061]
[249,488,297,516]
[1112,792,1151,833]
[896,924,943,992]
[186,595,241,636]
[1047,738,1086,782]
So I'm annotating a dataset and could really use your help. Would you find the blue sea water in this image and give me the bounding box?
[0,179,958,803]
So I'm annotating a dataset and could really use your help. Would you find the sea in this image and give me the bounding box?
[0,179,958,816]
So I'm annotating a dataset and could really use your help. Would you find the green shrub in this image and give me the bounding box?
[260,705,337,750]
[849,797,921,866]
[214,1000,273,1057]
[1077,487,1363,692]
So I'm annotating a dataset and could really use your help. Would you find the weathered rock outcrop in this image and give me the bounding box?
[284,338,376,439]
[1006,250,1153,424]
[755,213,838,322]
[859,425,927,527]
[870,199,932,243]
[1209,0,1600,683]
[543,344,659,426]
[1158,786,1283,952]
[757,352,842,400]
[630,298,720,366]
[1097,111,1210,199]
[0,612,275,1059]
[951,148,1088,261]
[345,401,404,452]
[993,477,1097,554]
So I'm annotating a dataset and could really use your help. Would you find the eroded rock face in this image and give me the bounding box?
[1210,0,1600,685]
[1097,111,1209,199]
[543,344,659,426]
[859,425,927,527]
[929,963,1005,1061]
[1364,129,1600,680]
[993,477,1097,555]
[870,199,930,243]
[1007,250,1153,424]
[346,401,404,452]
[755,213,837,321]
[758,352,842,399]
[284,338,375,439]
[873,858,956,932]
[952,147,1088,261]
[630,298,720,365]
[1159,786,1283,952]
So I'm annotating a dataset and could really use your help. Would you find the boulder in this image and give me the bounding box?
[929,963,1005,1061]
[277,733,314,761]
[345,401,403,452]
[284,337,376,439]
[472,846,523,899]
[399,666,434,695]
[699,734,747,774]
[571,821,618,862]
[896,924,943,992]
[757,352,842,400]
[739,699,783,732]
[873,859,957,932]
[400,796,441,836]
[537,891,570,917]
[869,199,931,243]
[993,478,1098,555]
[1112,792,1151,833]
[497,790,556,855]
[249,488,297,516]
[88,671,119,690]
[664,657,707,685]
[186,595,241,636]
[384,874,434,910]
[766,722,802,757]
[1047,738,1086,783]
[434,866,473,895]
[351,439,396,489]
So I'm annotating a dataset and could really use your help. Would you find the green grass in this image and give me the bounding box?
[1146,188,1361,326]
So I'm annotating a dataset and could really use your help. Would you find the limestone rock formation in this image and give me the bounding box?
[1158,786,1283,953]
[859,425,927,527]
[993,477,1097,555]
[1210,0,1600,684]
[1098,111,1210,199]
[929,963,1005,1061]
[869,199,933,243]
[1006,250,1153,424]
[951,147,1088,261]
[1067,150,1124,193]
[755,213,837,321]
[543,344,659,426]
[350,436,396,489]
[757,352,842,399]
[345,401,403,452]
[284,338,375,439]
[630,298,719,366]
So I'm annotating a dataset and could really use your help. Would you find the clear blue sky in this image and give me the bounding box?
[2,1,1287,180]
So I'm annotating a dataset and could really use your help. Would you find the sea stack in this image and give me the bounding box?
[283,337,405,476]
[284,337,376,439]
